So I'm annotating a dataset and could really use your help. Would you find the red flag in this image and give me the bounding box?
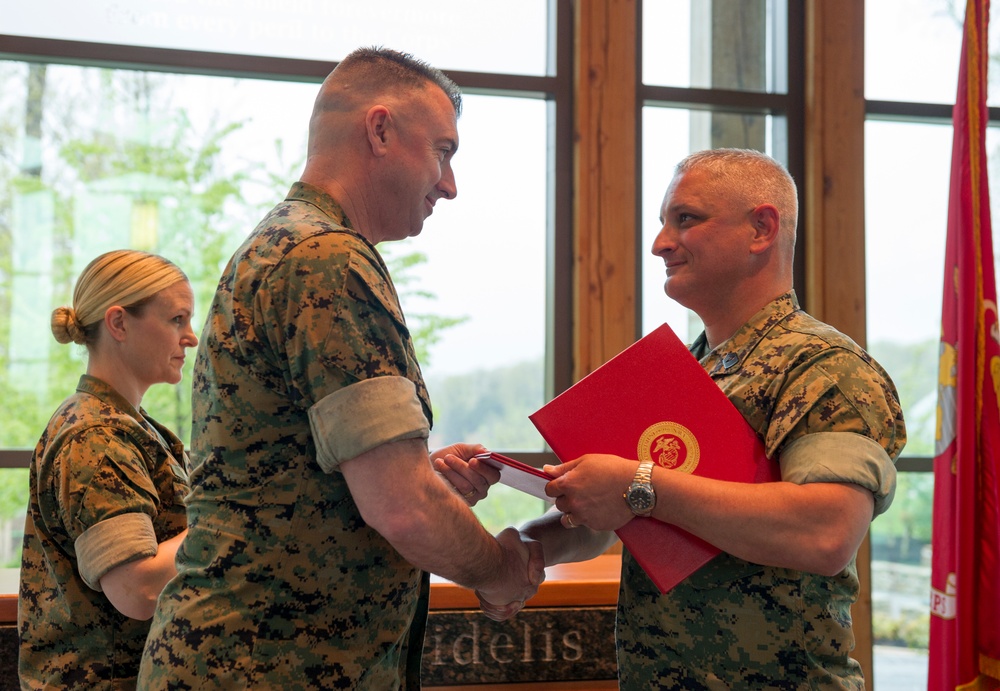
[929,0,1000,688]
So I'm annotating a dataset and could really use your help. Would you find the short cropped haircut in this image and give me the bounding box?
[334,46,462,116]
[676,148,799,238]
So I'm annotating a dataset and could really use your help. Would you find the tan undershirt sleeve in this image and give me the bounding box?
[308,375,430,473]
[75,512,158,591]
[779,431,897,517]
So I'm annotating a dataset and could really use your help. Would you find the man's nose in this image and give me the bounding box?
[651,225,676,256]
[438,166,457,200]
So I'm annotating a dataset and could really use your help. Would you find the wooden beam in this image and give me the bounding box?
[804,1,873,688]
[574,0,639,380]
[804,0,867,335]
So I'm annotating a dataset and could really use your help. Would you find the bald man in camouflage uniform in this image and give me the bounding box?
[138,47,543,690]
[505,148,905,689]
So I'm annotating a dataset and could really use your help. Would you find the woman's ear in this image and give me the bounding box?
[104,306,128,343]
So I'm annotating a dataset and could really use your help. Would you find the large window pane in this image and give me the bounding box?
[864,119,945,687]
[643,0,788,94]
[0,64,319,587]
[865,105,1000,691]
[641,106,786,340]
[864,119,1000,456]
[864,120,949,457]
[3,0,549,76]
[862,116,1000,689]
[2,63,316,449]
[865,0,1000,106]
[0,61,552,579]
[1,64,549,448]
[641,107,700,340]
[402,94,549,454]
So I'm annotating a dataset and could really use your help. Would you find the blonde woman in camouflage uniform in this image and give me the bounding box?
[18,250,197,689]
[488,149,906,689]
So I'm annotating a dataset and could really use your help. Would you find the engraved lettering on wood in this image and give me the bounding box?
[429,621,584,666]
[421,608,615,685]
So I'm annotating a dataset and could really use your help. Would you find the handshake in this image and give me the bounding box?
[433,444,548,622]
[473,527,546,622]
[432,443,620,623]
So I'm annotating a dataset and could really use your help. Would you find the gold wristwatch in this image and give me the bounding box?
[624,460,656,516]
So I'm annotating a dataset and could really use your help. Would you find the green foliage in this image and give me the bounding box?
[0,58,478,552]
[472,485,548,536]
[426,359,546,450]
[866,339,938,565]
[379,246,470,366]
[872,472,934,562]
[873,611,931,650]
[0,63,470,518]
[868,338,938,457]
[0,470,29,522]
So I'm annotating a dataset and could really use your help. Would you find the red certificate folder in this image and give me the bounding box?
[528,323,779,593]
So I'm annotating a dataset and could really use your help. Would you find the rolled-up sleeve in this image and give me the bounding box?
[779,431,897,516]
[75,512,158,591]
[308,375,430,473]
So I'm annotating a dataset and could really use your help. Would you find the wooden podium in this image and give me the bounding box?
[423,553,621,689]
[0,555,622,689]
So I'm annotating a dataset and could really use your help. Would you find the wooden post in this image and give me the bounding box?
[804,1,873,687]
[574,0,640,380]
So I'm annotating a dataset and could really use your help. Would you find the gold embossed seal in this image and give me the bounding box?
[637,421,700,473]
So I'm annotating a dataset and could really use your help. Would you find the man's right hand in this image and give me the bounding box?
[475,528,546,621]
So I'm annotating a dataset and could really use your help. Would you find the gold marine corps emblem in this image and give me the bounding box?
[637,421,700,473]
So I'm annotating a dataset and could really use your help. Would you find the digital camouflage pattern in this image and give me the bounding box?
[139,182,432,690]
[18,375,189,690]
[617,291,906,690]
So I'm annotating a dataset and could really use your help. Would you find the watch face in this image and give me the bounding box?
[626,485,655,513]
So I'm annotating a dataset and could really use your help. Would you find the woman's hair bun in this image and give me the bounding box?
[51,306,87,345]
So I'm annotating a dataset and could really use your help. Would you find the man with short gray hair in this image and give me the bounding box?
[139,46,543,690]
[490,148,905,689]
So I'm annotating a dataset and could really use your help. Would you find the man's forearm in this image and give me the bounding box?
[342,437,542,600]
[519,508,617,566]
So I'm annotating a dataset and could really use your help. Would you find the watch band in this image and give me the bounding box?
[624,460,656,516]
[634,460,653,486]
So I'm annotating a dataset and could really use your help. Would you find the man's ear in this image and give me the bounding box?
[104,306,128,343]
[748,204,781,254]
[365,105,392,157]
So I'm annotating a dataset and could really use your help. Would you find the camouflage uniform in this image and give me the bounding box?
[139,182,433,690]
[617,291,906,690]
[18,375,189,690]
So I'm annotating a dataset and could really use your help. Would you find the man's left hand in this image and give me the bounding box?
[432,443,498,506]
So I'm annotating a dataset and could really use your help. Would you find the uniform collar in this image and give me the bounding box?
[76,374,143,419]
[76,374,185,456]
[286,181,355,232]
[694,290,801,375]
